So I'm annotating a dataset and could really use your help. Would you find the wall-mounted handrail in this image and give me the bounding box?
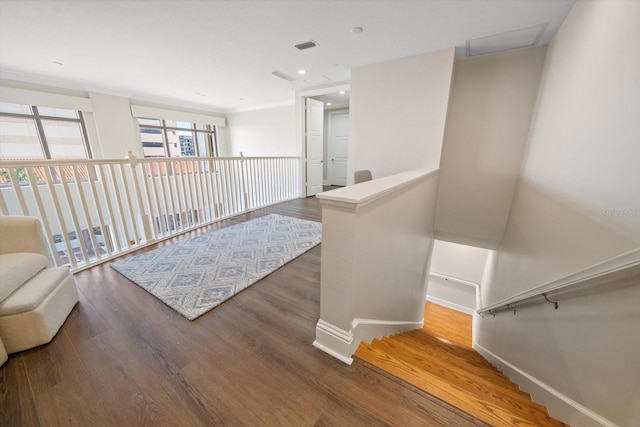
[478,248,640,316]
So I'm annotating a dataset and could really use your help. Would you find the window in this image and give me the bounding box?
[0,102,92,160]
[0,102,93,185]
[137,118,218,158]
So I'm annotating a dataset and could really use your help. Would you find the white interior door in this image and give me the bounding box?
[306,98,324,196]
[328,111,349,186]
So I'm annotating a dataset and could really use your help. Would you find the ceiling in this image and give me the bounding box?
[0,0,575,113]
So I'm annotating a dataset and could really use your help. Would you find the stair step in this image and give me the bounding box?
[402,330,495,368]
[355,343,551,427]
[389,334,519,390]
[368,338,551,420]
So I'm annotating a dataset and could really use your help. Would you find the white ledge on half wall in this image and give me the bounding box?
[314,168,440,363]
[316,169,439,210]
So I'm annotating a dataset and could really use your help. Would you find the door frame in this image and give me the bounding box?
[295,82,350,197]
[327,109,350,186]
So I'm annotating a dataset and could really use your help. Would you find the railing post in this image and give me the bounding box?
[239,152,249,211]
[127,151,153,244]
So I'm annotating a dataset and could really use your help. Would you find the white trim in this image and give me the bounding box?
[313,319,354,365]
[474,344,619,427]
[227,99,294,114]
[317,169,439,211]
[426,295,474,315]
[130,104,226,127]
[0,85,93,111]
[312,340,354,365]
[314,317,424,365]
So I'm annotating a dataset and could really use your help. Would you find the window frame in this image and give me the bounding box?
[137,118,218,158]
[0,104,93,160]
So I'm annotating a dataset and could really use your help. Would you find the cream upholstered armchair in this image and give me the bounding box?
[0,216,78,365]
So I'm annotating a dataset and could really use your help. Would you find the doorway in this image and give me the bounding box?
[327,110,349,186]
[297,84,350,197]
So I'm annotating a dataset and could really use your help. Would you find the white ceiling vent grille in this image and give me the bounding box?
[295,40,318,50]
[466,24,548,58]
[271,70,297,82]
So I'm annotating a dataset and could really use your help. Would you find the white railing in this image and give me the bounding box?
[0,153,300,272]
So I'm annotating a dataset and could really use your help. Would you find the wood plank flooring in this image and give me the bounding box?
[354,303,568,427]
[1,197,486,427]
[423,302,472,348]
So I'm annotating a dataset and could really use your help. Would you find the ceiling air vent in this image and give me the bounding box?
[295,40,318,50]
[271,70,297,82]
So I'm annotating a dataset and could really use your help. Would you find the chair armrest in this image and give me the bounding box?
[0,216,51,263]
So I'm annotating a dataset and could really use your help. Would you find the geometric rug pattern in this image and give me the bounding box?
[110,214,321,320]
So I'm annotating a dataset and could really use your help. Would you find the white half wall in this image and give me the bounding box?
[478,1,640,426]
[314,169,439,363]
[435,47,547,249]
[347,49,454,182]
[223,105,296,157]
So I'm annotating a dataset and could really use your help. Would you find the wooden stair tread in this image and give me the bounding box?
[354,328,569,427]
[402,330,495,367]
[384,335,522,391]
[354,343,552,427]
[391,333,513,381]
[368,338,551,420]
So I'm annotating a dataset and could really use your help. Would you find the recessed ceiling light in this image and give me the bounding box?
[297,69,307,75]
[339,91,346,95]
[326,103,332,106]
[351,27,364,34]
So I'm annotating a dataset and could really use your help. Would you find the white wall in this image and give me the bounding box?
[88,92,141,158]
[435,48,547,249]
[478,2,640,426]
[430,240,488,284]
[224,105,296,157]
[347,49,455,182]
[427,240,488,313]
[314,170,439,363]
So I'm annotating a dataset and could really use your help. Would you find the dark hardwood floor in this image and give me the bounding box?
[1,196,486,426]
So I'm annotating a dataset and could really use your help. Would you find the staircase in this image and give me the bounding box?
[354,328,568,427]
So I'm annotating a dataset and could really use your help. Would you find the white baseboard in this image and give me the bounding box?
[314,319,354,365]
[474,344,618,427]
[312,340,353,365]
[314,317,423,365]
[426,295,475,315]
[352,318,424,350]
[322,179,330,186]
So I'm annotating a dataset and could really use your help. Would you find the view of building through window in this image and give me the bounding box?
[138,118,218,158]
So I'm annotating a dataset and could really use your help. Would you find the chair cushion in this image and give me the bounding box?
[0,266,70,316]
[0,253,49,302]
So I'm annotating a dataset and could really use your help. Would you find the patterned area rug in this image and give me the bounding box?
[110,214,321,320]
